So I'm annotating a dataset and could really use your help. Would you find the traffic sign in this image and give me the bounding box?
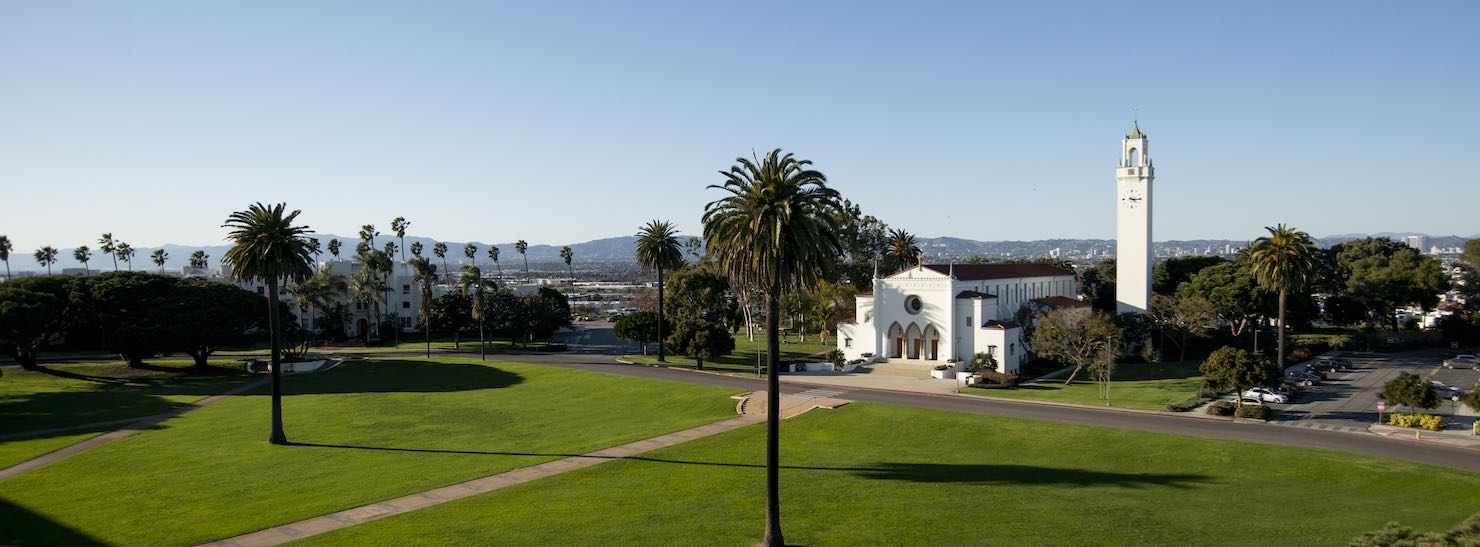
[1377,401,1386,411]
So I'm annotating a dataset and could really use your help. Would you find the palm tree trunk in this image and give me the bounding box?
[656,266,666,362]
[763,283,784,546]
[1277,289,1287,370]
[425,318,431,358]
[479,316,486,361]
[267,280,288,445]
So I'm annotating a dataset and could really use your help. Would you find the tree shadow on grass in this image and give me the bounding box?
[278,360,524,395]
[285,442,1208,489]
[0,497,107,546]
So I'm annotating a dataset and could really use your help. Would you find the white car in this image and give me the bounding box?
[1242,388,1289,404]
[1442,355,1477,369]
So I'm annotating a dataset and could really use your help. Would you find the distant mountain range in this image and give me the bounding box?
[14,232,1473,272]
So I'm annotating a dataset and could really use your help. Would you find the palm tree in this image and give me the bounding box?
[151,249,169,272]
[359,224,378,250]
[98,233,118,271]
[0,235,13,280]
[888,228,920,269]
[410,257,438,358]
[391,216,410,275]
[34,246,58,275]
[515,240,529,278]
[459,265,487,360]
[1249,224,1317,370]
[355,249,393,342]
[703,149,844,546]
[635,221,683,363]
[327,238,342,261]
[287,266,347,345]
[116,243,135,271]
[433,242,449,281]
[222,202,316,445]
[189,250,209,270]
[488,245,503,281]
[307,237,322,270]
[349,265,385,344]
[73,246,92,275]
[410,241,424,259]
[560,246,574,278]
[463,242,478,268]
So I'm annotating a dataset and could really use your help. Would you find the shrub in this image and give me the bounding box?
[1164,395,1211,412]
[932,364,951,371]
[977,370,1020,387]
[1350,510,1480,546]
[860,352,874,359]
[825,349,845,371]
[1389,413,1443,431]
[1206,400,1236,416]
[1235,404,1271,420]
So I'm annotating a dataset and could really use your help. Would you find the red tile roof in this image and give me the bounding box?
[982,320,1021,329]
[922,263,1074,280]
[1031,296,1090,309]
[955,290,998,299]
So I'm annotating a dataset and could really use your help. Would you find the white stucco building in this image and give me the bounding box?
[835,263,1085,373]
[1115,121,1154,314]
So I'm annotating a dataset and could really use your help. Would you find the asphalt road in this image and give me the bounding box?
[522,323,1480,473]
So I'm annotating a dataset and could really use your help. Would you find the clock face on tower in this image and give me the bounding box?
[1120,188,1144,209]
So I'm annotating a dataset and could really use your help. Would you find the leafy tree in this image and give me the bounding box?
[1438,312,1480,344]
[1151,291,1215,362]
[88,272,177,367]
[1153,256,1226,295]
[1381,372,1439,415]
[1250,224,1317,368]
[1200,346,1279,411]
[430,292,473,350]
[34,246,58,275]
[635,220,685,362]
[1345,244,1448,330]
[168,277,263,367]
[515,239,529,277]
[1079,259,1117,313]
[223,202,316,445]
[664,266,736,327]
[614,310,663,355]
[1184,259,1263,338]
[1463,382,1480,414]
[286,266,347,341]
[115,242,134,271]
[808,280,857,340]
[509,287,571,346]
[354,249,393,340]
[1463,238,1480,271]
[703,148,844,547]
[666,318,734,370]
[887,228,920,271]
[189,249,209,270]
[1350,511,1480,547]
[98,233,118,271]
[0,234,12,280]
[1032,309,1120,387]
[150,249,168,273]
[831,199,890,291]
[410,257,438,357]
[73,245,92,275]
[458,265,486,358]
[0,276,75,369]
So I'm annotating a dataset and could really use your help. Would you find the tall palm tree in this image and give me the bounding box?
[349,265,385,344]
[189,250,209,270]
[1249,224,1317,370]
[35,246,58,275]
[327,238,342,261]
[888,228,920,269]
[287,266,347,344]
[98,233,118,271]
[515,240,529,278]
[359,224,378,251]
[116,243,135,271]
[703,149,844,546]
[222,202,316,445]
[463,242,478,268]
[151,249,169,273]
[391,217,410,275]
[355,249,393,342]
[459,265,487,360]
[307,237,322,270]
[560,246,574,278]
[433,242,449,281]
[635,220,683,363]
[410,241,424,259]
[73,246,92,276]
[0,235,12,280]
[410,257,438,358]
[488,245,503,281]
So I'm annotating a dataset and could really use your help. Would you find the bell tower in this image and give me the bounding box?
[1115,121,1153,314]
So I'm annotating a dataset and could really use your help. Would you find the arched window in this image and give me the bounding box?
[1128,147,1141,166]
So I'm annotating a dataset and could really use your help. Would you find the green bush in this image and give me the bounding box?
[976,370,1020,387]
[1389,413,1443,431]
[1235,404,1271,420]
[1164,395,1211,412]
[1350,510,1480,546]
[1206,400,1236,416]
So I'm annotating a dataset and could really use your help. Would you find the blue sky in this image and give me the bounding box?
[2,1,1476,252]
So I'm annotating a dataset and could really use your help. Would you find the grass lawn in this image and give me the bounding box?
[963,360,1204,411]
[624,333,832,374]
[298,402,1480,546]
[0,360,252,437]
[0,358,741,546]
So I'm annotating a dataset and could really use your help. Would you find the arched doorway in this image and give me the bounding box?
[887,322,904,359]
[357,318,369,339]
[905,323,923,359]
[923,324,941,360]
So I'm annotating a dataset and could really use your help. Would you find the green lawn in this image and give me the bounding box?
[963,360,1204,411]
[298,403,1480,546]
[0,360,252,434]
[625,333,832,374]
[0,358,741,546]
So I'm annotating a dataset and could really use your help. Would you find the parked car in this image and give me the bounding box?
[1431,381,1468,401]
[1314,358,1350,371]
[1236,396,1266,407]
[1286,371,1322,386]
[1242,388,1289,404]
[1278,381,1304,396]
[1300,367,1329,380]
[1308,362,1338,374]
[1442,355,1477,369]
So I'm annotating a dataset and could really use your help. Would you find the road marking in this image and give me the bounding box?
[797,388,846,398]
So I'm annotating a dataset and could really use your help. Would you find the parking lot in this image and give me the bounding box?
[1267,350,1478,433]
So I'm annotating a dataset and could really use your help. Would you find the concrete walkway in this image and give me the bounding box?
[0,376,270,482]
[199,415,766,547]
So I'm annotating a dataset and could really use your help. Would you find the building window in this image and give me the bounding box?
[402,284,410,294]
[844,338,853,348]
[904,295,923,315]
[1010,343,1016,356]
[965,316,972,327]
[402,301,411,309]
[355,302,363,310]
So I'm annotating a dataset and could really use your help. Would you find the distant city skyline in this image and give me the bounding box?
[2,2,1477,253]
